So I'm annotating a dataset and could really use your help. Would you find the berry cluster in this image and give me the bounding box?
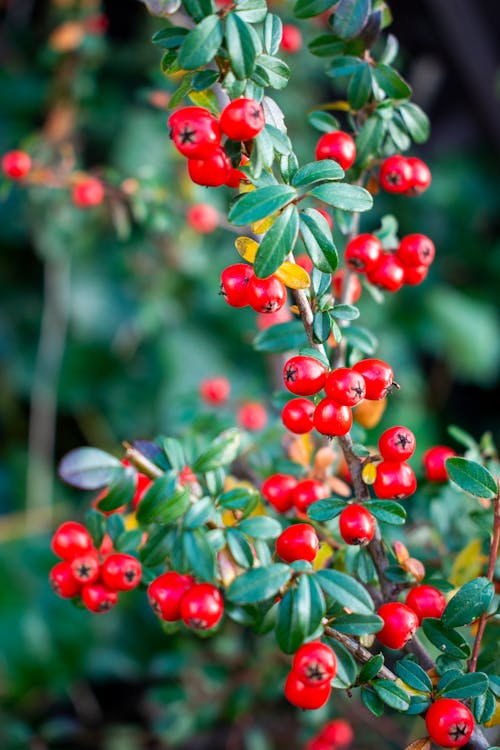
[220,262,286,314]
[148,573,224,631]
[305,720,353,750]
[379,155,431,195]
[49,522,141,612]
[376,581,446,649]
[284,641,337,710]
[373,425,417,500]
[168,99,264,188]
[262,474,329,513]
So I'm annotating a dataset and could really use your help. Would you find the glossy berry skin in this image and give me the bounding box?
[50,561,82,598]
[373,460,417,499]
[426,699,474,748]
[404,264,428,285]
[407,157,432,195]
[397,233,435,267]
[2,150,31,179]
[292,480,329,513]
[81,582,118,613]
[180,583,224,630]
[405,585,447,624]
[338,504,375,546]
[324,367,366,407]
[352,359,394,400]
[261,474,298,513]
[315,131,356,171]
[378,425,416,461]
[237,402,267,431]
[376,602,419,649]
[187,147,231,187]
[247,274,287,313]
[332,269,362,303]
[379,155,413,194]
[52,521,94,561]
[70,553,100,585]
[220,263,255,307]
[168,106,221,159]
[283,355,328,396]
[72,177,104,208]
[276,523,319,563]
[101,553,142,591]
[422,445,457,482]
[284,671,331,710]
[281,398,315,434]
[225,167,246,188]
[313,398,352,437]
[367,253,405,293]
[292,641,337,687]
[219,98,265,141]
[199,376,230,405]
[186,203,219,233]
[148,571,195,621]
[280,24,303,54]
[344,234,383,273]
[318,720,353,749]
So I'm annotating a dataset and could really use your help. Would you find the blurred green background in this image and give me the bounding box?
[0,0,499,748]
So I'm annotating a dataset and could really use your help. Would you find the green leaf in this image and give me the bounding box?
[226,563,292,604]
[276,577,311,653]
[348,62,372,110]
[331,303,359,321]
[183,496,214,529]
[447,425,478,451]
[136,472,189,525]
[106,513,125,542]
[178,15,223,70]
[306,575,327,633]
[316,569,374,614]
[422,618,471,660]
[228,185,297,225]
[406,694,431,715]
[373,63,411,99]
[265,124,292,155]
[254,320,308,352]
[85,509,106,549]
[58,447,121,490]
[294,0,333,19]
[183,528,217,580]
[139,526,173,566]
[364,500,406,525]
[253,55,290,90]
[168,73,194,109]
[359,653,385,683]
[332,0,371,40]
[300,208,339,273]
[327,55,364,79]
[254,205,299,278]
[355,114,385,166]
[361,685,384,716]
[446,458,498,499]
[473,689,496,724]
[152,26,189,49]
[263,13,282,56]
[239,516,282,539]
[308,35,346,58]
[442,577,495,628]
[398,102,430,144]
[343,325,378,354]
[308,497,347,521]
[328,640,357,688]
[115,529,144,554]
[183,0,214,22]
[234,0,267,24]
[193,428,241,473]
[292,159,344,188]
[298,346,330,368]
[308,110,340,134]
[225,13,259,80]
[191,69,220,91]
[97,467,136,512]
[439,672,489,700]
[219,486,260,510]
[313,311,331,343]
[395,659,433,693]
[163,437,185,471]
[309,183,373,212]
[333,612,384,635]
[373,679,410,711]
[227,528,255,568]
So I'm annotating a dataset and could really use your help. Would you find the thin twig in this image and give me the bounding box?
[323,626,396,680]
[122,442,164,479]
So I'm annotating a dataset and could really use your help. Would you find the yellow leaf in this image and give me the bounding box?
[484,699,500,727]
[313,541,334,570]
[251,215,275,234]
[362,461,377,485]
[403,738,431,750]
[125,513,139,531]
[287,433,313,467]
[275,262,311,290]
[396,678,428,698]
[235,236,258,263]
[239,182,255,195]
[188,89,219,115]
[290,305,300,315]
[315,100,351,112]
[449,539,486,586]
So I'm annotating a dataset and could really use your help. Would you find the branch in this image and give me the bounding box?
[122,442,164,479]
[323,626,396,681]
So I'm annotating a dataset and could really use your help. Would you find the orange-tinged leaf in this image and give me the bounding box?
[290,305,300,315]
[235,236,258,263]
[326,476,352,498]
[449,539,486,586]
[403,738,431,750]
[287,433,313,467]
[394,540,410,564]
[313,446,336,475]
[403,557,426,582]
[275,262,311,290]
[362,461,377,485]
[217,546,244,586]
[353,398,387,429]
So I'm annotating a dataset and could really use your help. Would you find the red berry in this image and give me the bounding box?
[237,402,268,431]
[373,460,417,499]
[284,671,331,710]
[406,157,432,195]
[318,720,353,749]
[2,149,31,179]
[280,24,303,54]
[295,254,314,275]
[51,521,94,561]
[101,553,142,591]
[256,305,292,330]
[225,166,247,188]
[81,582,118,613]
[352,359,394,400]
[49,561,82,598]
[313,398,352,437]
[283,355,328,396]
[72,177,104,208]
[220,263,255,307]
[316,208,333,230]
[180,582,224,630]
[148,571,195,621]
[378,425,416,461]
[186,203,219,233]
[70,553,100,585]
[261,474,298,513]
[367,253,405,293]
[405,585,446,624]
[219,98,265,141]
[276,523,319,562]
[292,641,337,687]
[324,367,366,407]
[339,504,375,546]
[425,699,474,748]
[379,155,413,194]
[332,269,362,303]
[315,131,356,171]
[403,264,429,286]
[168,106,221,159]
[397,234,435,267]
[376,601,419,649]
[344,234,383,273]
[247,274,287,313]
[199,376,230,405]
[187,147,231,187]
[292,480,329,513]
[422,445,457,482]
[282,397,315,434]
[132,470,152,510]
